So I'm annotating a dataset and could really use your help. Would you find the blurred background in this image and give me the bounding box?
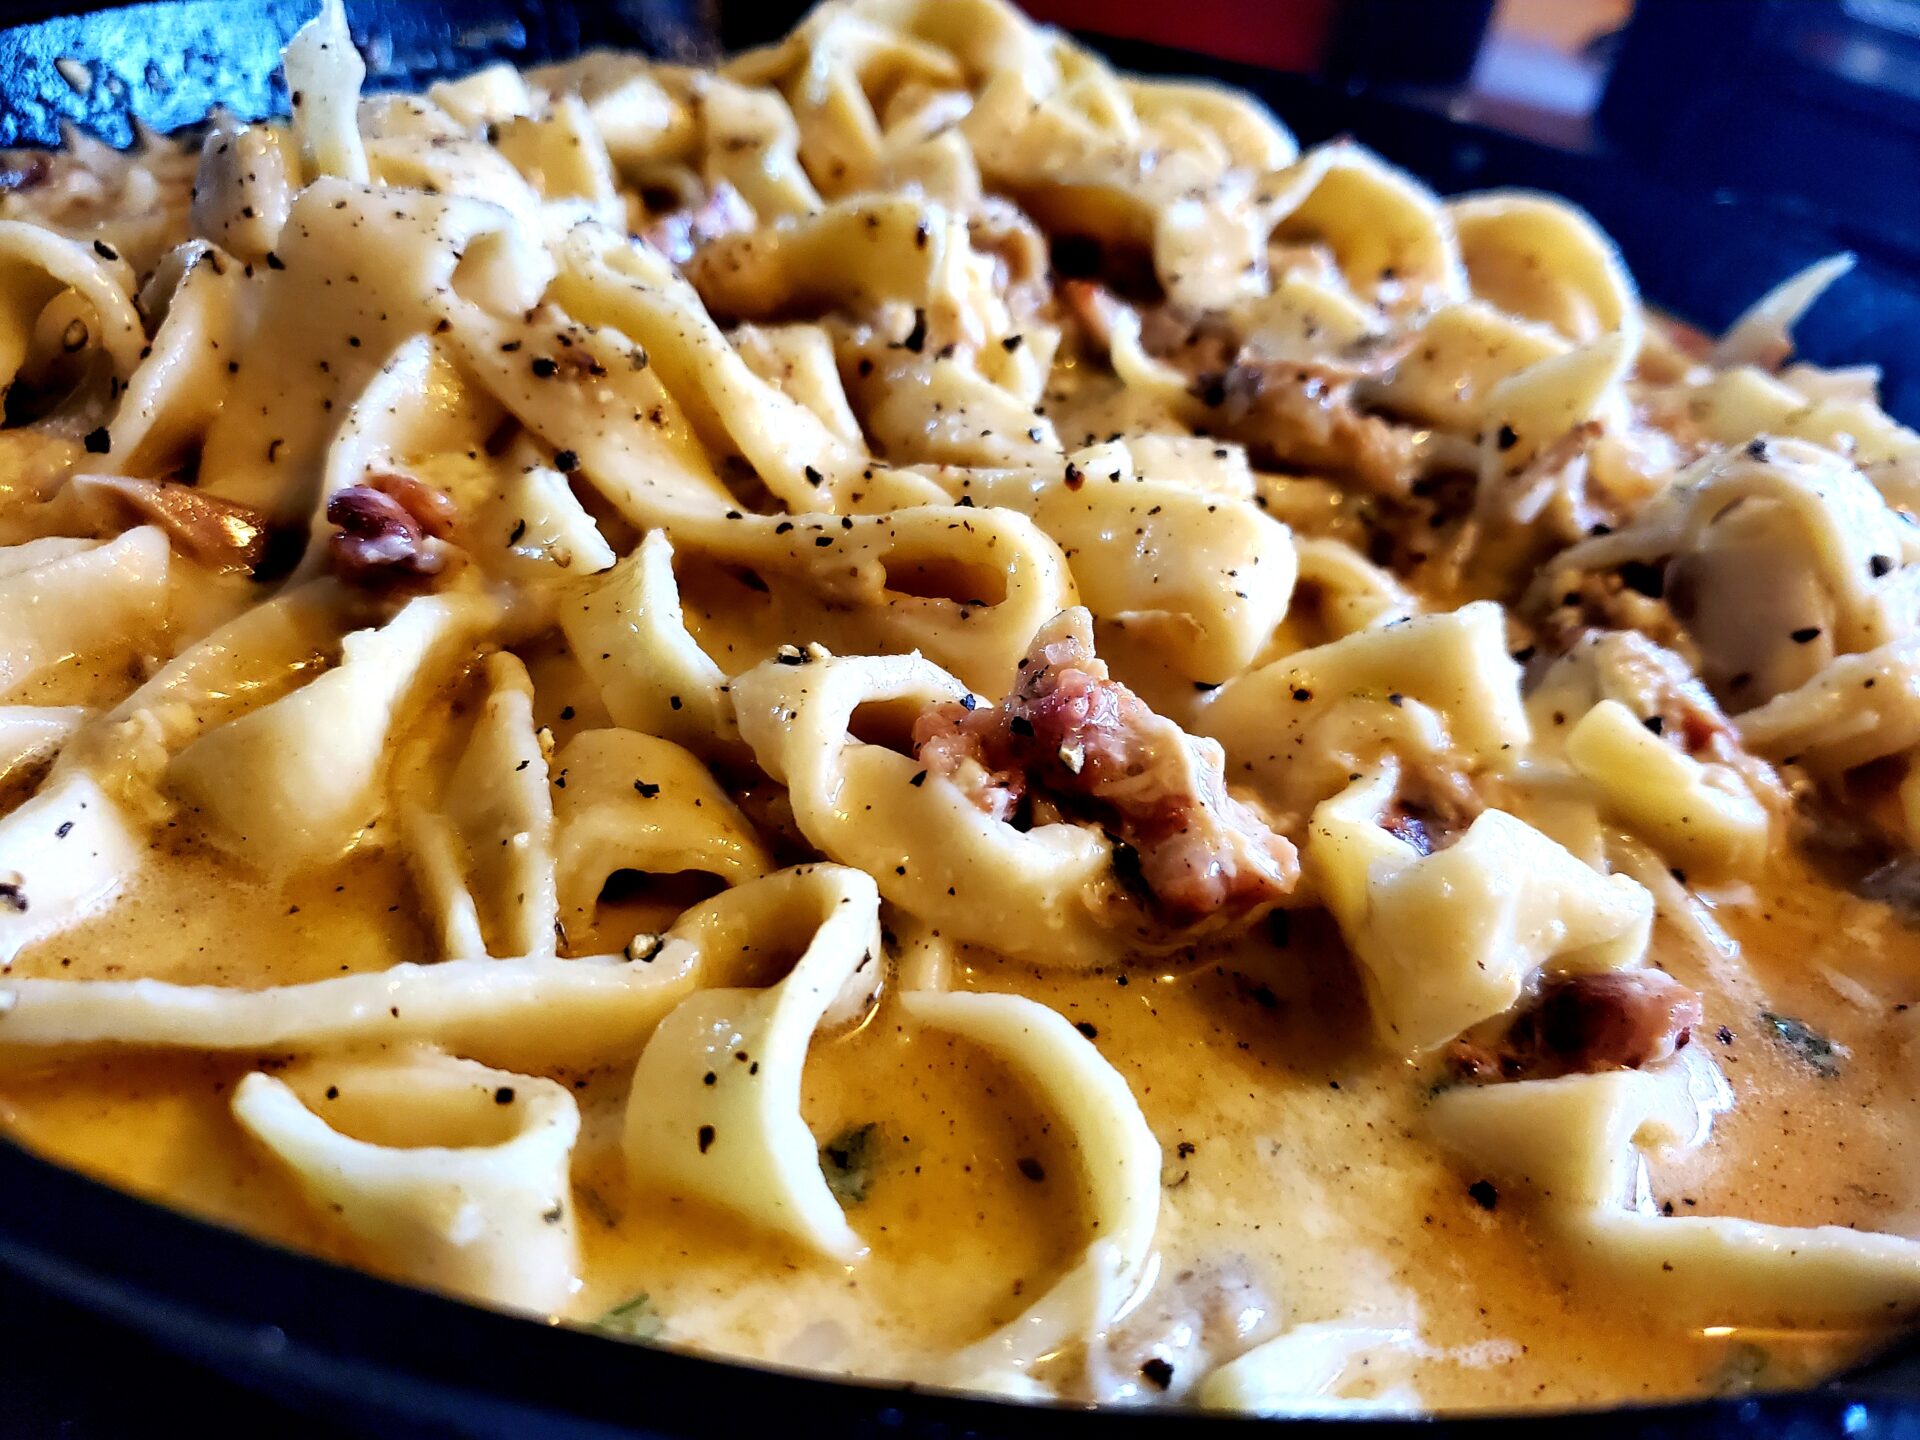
[721,0,1920,284]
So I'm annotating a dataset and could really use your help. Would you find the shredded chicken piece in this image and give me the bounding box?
[1191,357,1421,495]
[913,612,1298,926]
[1448,969,1704,1083]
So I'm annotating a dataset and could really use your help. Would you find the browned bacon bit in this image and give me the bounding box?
[326,485,445,584]
[366,470,458,538]
[912,610,1299,927]
[911,708,1028,823]
[72,475,271,574]
[1448,970,1705,1083]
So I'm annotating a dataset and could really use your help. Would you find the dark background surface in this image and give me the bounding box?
[1,0,1919,1434]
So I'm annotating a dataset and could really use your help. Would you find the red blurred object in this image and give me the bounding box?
[1020,0,1336,71]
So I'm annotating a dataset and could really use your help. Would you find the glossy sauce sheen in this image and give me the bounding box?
[1,795,1908,1406]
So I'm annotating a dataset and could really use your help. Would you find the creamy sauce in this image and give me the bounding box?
[2,817,1907,1406]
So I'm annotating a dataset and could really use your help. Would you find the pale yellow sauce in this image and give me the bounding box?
[2,806,1908,1406]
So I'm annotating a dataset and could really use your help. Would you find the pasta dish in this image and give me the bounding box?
[1,0,1918,1413]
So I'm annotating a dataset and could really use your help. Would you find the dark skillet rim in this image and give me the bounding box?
[0,1128,1909,1435]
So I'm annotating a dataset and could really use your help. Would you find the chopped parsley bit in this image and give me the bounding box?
[908,770,927,787]
[82,427,111,454]
[530,356,558,378]
[594,1292,665,1342]
[1495,424,1518,451]
[820,1121,881,1203]
[1139,1357,1175,1390]
[92,239,118,261]
[632,780,661,798]
[1015,1156,1046,1183]
[553,449,579,472]
[697,1123,716,1153]
[54,821,72,839]
[803,464,823,485]
[1759,1010,1844,1076]
[493,1086,515,1105]
[1467,1179,1498,1211]
[1872,554,1895,579]
[1075,1020,1098,1040]
[1002,333,1024,351]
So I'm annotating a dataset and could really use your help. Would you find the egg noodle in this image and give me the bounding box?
[0,0,1916,1413]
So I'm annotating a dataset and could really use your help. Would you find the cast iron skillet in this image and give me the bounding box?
[1,3,1918,1433]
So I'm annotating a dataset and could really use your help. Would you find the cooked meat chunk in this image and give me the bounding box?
[913,611,1299,926]
[1449,969,1704,1083]
[326,481,448,584]
[74,474,272,573]
[1188,357,1421,496]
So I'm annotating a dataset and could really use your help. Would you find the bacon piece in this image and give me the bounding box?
[911,704,1026,823]
[1449,969,1704,1082]
[367,470,457,538]
[326,484,445,585]
[72,474,272,573]
[913,613,1298,926]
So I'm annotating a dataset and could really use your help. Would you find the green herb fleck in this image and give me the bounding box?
[820,1122,881,1204]
[593,1292,664,1342]
[1759,1011,1844,1077]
